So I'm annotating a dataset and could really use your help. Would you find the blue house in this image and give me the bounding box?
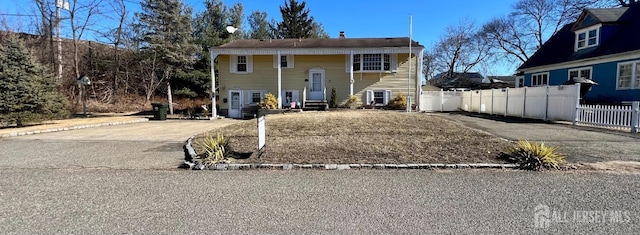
[517,3,640,103]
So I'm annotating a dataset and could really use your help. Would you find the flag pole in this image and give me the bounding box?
[407,15,412,112]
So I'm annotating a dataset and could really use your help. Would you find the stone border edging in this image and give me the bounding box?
[179,136,520,170]
[0,118,149,138]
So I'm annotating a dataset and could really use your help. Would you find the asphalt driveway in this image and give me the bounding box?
[0,119,243,170]
[433,112,640,163]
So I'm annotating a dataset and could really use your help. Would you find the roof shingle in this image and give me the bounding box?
[217,37,423,49]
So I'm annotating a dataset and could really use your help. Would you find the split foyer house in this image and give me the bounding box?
[517,3,640,103]
[209,33,425,118]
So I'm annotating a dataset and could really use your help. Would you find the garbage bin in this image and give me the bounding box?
[151,103,168,120]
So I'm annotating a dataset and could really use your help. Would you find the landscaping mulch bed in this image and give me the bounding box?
[196,110,513,164]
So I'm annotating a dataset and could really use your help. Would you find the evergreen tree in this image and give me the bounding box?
[0,35,69,127]
[276,0,323,39]
[136,0,199,114]
[248,10,274,39]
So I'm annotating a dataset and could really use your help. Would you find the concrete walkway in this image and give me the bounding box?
[433,112,640,163]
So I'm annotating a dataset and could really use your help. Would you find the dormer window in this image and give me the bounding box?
[575,25,600,51]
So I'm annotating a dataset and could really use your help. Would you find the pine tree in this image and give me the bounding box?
[0,35,69,127]
[276,0,316,39]
[136,0,200,114]
[248,10,274,39]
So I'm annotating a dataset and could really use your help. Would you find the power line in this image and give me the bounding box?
[0,13,37,17]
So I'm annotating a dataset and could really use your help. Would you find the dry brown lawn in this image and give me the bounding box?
[199,110,513,164]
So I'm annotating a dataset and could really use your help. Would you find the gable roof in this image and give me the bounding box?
[519,4,640,71]
[217,37,423,49]
[588,7,629,22]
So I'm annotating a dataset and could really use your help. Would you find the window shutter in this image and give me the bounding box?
[293,90,299,102]
[230,55,237,73]
[366,90,373,105]
[247,55,253,73]
[345,55,349,73]
[385,90,392,105]
[245,90,252,105]
[273,55,278,68]
[391,54,398,72]
[287,55,294,68]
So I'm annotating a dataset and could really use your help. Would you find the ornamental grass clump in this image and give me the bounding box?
[501,140,566,170]
[196,133,232,165]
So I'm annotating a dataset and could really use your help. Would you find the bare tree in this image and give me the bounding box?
[68,0,103,79]
[480,0,609,64]
[431,19,491,79]
[33,0,56,71]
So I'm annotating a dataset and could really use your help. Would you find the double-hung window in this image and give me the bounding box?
[575,26,599,50]
[231,55,253,73]
[237,56,247,72]
[273,55,294,68]
[568,67,592,81]
[617,61,640,89]
[366,90,392,106]
[531,73,549,86]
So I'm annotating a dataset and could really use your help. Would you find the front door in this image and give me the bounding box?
[309,69,325,100]
[228,90,242,118]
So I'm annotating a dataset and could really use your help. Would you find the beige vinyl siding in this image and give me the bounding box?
[349,53,418,106]
[217,53,418,110]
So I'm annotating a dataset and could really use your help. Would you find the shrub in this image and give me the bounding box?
[345,95,360,109]
[259,93,278,109]
[387,93,407,110]
[329,87,337,108]
[0,34,70,127]
[196,133,231,165]
[501,140,566,170]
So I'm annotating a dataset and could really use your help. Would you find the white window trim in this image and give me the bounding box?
[568,66,593,80]
[531,72,549,87]
[516,76,524,88]
[574,24,600,51]
[347,53,397,73]
[365,90,392,106]
[230,55,253,74]
[616,60,640,90]
[273,54,294,68]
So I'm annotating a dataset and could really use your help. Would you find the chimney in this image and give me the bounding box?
[339,31,345,39]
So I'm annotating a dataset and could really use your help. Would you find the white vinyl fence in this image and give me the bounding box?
[460,85,580,121]
[420,90,463,112]
[420,84,640,133]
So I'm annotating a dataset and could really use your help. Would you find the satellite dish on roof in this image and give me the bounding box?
[226,26,237,34]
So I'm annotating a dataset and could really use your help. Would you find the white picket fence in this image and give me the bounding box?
[575,102,640,132]
[420,85,640,133]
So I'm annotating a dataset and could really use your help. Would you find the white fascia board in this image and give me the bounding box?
[518,49,640,74]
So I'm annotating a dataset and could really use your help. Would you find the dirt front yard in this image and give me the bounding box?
[199,110,513,164]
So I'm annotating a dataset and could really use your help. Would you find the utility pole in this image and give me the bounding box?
[55,0,66,82]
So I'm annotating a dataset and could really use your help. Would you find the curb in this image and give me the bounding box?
[0,118,149,138]
[179,136,520,171]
